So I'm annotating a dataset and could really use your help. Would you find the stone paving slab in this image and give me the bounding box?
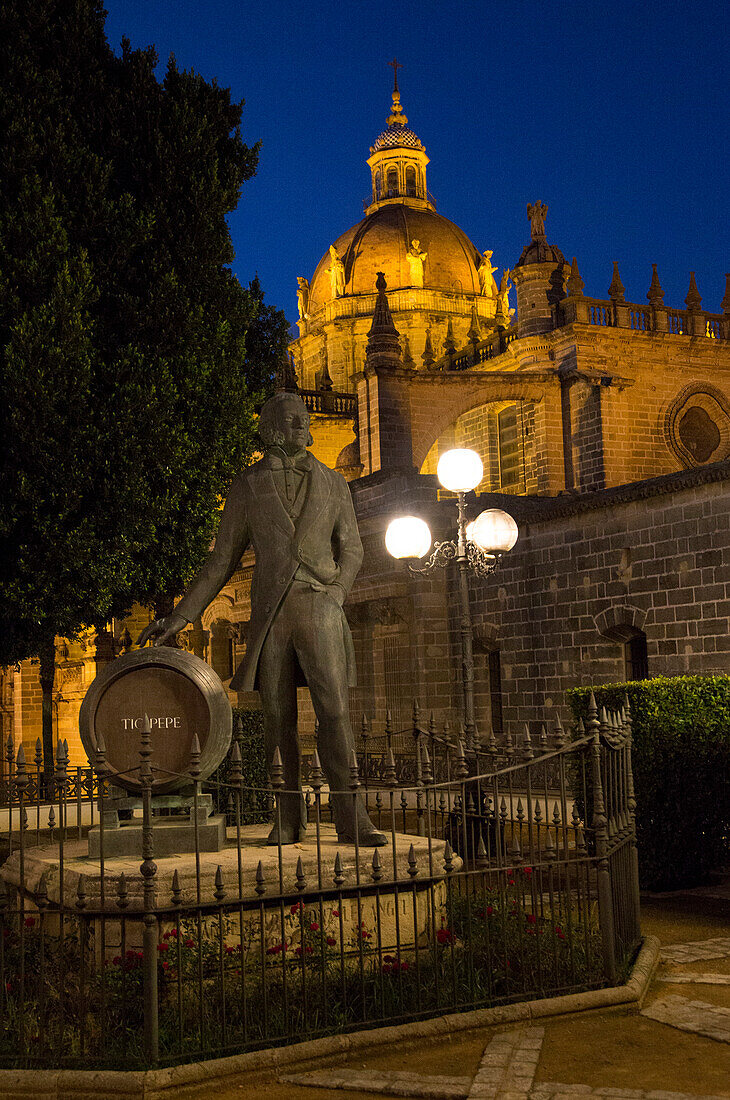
[467,1026,544,1099]
[534,1090,728,1100]
[660,939,730,965]
[656,972,730,986]
[280,1067,473,1098]
[641,994,730,1044]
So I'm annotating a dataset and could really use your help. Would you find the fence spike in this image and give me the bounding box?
[384,747,397,787]
[455,740,469,781]
[539,725,549,752]
[476,835,488,868]
[586,692,600,737]
[428,711,437,738]
[171,869,182,906]
[534,800,543,825]
[333,851,345,887]
[575,826,587,854]
[384,709,393,743]
[255,860,266,896]
[36,871,49,911]
[34,739,43,768]
[269,747,284,789]
[371,847,383,883]
[443,839,454,874]
[309,746,324,791]
[552,801,562,827]
[116,872,129,910]
[509,831,522,862]
[375,791,383,813]
[504,729,514,757]
[516,797,525,823]
[522,724,534,759]
[407,843,418,878]
[228,740,243,787]
[76,873,87,910]
[214,865,226,903]
[412,698,421,733]
[5,732,14,764]
[295,856,306,892]
[544,829,556,860]
[15,745,28,792]
[400,788,409,814]
[554,713,567,748]
[349,749,361,790]
[576,717,585,738]
[421,742,433,784]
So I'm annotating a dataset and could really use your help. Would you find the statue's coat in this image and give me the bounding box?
[175,454,363,692]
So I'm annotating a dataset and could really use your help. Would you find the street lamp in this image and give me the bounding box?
[385,448,518,751]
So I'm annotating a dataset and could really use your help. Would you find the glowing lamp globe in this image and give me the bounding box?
[468,509,519,553]
[385,516,432,560]
[436,448,483,493]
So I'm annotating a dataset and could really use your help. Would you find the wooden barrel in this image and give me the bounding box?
[79,648,232,795]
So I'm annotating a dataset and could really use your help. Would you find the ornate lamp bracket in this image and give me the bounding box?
[408,540,502,579]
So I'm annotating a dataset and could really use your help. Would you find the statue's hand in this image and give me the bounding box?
[137,613,188,648]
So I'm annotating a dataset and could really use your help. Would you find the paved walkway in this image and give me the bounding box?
[177,892,730,1100]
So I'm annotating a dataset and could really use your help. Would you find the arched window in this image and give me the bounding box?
[405,166,417,196]
[374,170,382,199]
[386,168,398,197]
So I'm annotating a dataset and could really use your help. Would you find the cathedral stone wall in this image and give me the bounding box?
[468,464,730,732]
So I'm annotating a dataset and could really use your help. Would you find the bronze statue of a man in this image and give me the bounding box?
[139,392,386,847]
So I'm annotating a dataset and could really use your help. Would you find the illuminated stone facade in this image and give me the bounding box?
[4,82,730,764]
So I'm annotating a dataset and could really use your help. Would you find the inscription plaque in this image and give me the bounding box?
[80,648,232,794]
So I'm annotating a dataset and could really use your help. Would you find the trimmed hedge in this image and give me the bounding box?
[568,675,730,891]
[210,708,270,823]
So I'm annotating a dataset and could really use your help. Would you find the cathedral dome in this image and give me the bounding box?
[307,204,483,313]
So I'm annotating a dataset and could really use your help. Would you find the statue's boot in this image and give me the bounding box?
[267,821,306,846]
[332,793,387,847]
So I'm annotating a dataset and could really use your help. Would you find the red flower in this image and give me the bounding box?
[436,928,454,945]
[290,902,303,915]
[331,908,339,917]
[326,936,336,947]
[526,913,536,925]
[508,879,515,887]
[523,867,533,875]
[184,938,195,949]
[486,905,494,916]
[161,960,169,970]
[225,945,239,955]
[294,944,313,956]
[24,916,36,928]
[357,929,371,941]
[309,921,319,932]
[157,941,170,953]
[555,925,565,940]
[163,931,171,940]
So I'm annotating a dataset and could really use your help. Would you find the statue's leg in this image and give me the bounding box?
[292,587,385,845]
[257,596,306,841]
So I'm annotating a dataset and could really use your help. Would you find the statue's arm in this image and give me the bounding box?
[174,476,251,624]
[138,477,251,646]
[331,477,363,600]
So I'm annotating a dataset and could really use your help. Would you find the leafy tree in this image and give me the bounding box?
[0,0,288,783]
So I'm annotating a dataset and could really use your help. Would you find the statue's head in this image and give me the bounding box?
[258,392,313,453]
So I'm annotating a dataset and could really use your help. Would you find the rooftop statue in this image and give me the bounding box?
[139,392,386,847]
[296,276,310,322]
[527,200,548,241]
[328,245,346,299]
[406,238,427,288]
[477,249,499,298]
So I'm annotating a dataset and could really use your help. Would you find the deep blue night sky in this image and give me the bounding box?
[103,0,728,331]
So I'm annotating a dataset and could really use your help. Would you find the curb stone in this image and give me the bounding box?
[0,936,661,1100]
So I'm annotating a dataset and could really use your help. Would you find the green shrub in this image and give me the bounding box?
[208,708,270,823]
[568,676,730,891]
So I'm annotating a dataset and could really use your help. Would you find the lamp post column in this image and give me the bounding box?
[455,491,476,753]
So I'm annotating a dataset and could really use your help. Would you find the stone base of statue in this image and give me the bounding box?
[86,792,226,857]
[1,824,461,953]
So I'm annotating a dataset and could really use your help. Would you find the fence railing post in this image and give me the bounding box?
[589,727,617,984]
[139,716,159,1065]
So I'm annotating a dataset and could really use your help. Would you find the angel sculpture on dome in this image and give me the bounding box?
[406,239,427,288]
[477,250,499,298]
[527,201,548,241]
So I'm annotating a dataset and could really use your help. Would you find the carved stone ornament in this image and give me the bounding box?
[664,384,730,468]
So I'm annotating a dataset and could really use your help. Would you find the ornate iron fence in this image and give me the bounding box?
[0,693,640,1070]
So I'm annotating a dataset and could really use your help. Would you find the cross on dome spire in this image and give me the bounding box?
[386,58,408,126]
